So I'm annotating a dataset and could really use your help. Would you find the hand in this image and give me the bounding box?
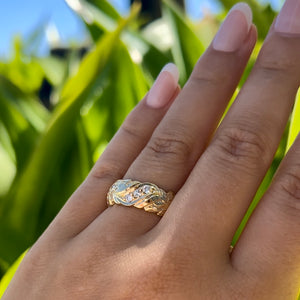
[3,1,300,299]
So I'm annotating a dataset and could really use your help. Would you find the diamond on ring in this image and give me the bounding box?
[107,179,174,216]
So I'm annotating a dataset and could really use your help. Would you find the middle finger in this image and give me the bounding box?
[93,3,256,236]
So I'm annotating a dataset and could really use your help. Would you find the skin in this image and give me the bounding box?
[2,10,300,300]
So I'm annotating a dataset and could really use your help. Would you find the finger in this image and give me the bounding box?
[84,3,257,239]
[231,133,300,298]
[170,0,300,258]
[45,64,180,240]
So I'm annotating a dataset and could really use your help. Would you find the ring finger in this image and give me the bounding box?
[42,63,180,241]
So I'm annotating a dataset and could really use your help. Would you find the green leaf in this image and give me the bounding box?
[82,41,148,153]
[0,127,16,196]
[0,221,29,267]
[0,8,140,264]
[0,251,27,298]
[68,0,170,81]
[0,37,44,94]
[37,56,67,87]
[286,89,300,152]
[36,120,93,237]
[0,76,48,173]
[65,0,121,40]
[162,0,204,83]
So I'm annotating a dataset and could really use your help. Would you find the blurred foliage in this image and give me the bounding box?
[0,0,298,298]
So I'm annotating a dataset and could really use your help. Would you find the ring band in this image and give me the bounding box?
[107,179,174,216]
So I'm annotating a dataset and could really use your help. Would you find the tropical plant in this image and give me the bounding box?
[0,0,298,298]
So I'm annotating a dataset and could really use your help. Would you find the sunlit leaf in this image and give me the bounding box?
[286,89,300,151]
[0,76,48,173]
[0,128,16,196]
[0,6,140,264]
[162,0,204,83]
[68,0,170,80]
[37,56,67,87]
[0,37,44,94]
[0,251,27,298]
[65,0,121,40]
[82,41,148,154]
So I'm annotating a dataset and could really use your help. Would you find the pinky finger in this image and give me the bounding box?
[44,63,180,241]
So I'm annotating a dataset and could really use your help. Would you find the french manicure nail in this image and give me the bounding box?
[146,63,179,108]
[275,0,300,34]
[213,2,253,52]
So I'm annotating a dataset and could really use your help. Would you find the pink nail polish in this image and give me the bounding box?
[146,63,179,108]
[275,0,300,34]
[213,2,252,52]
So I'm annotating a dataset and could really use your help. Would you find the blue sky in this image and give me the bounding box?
[0,0,282,59]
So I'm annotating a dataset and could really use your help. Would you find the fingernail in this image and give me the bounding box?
[275,0,300,34]
[146,63,179,108]
[213,2,252,52]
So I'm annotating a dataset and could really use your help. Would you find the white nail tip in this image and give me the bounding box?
[161,63,179,84]
[230,2,253,31]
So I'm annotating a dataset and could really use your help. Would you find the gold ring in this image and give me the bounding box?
[107,179,174,216]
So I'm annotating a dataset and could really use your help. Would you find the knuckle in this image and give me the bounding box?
[190,51,235,87]
[90,162,123,183]
[255,33,300,81]
[120,118,144,140]
[256,53,294,75]
[212,124,269,172]
[189,69,226,88]
[146,130,193,164]
[276,167,300,216]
